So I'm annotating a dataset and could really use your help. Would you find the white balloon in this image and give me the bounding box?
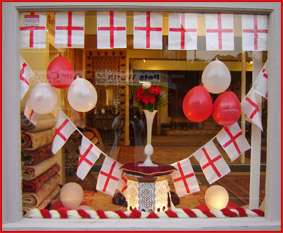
[201,60,231,94]
[28,83,58,114]
[67,77,98,112]
[60,182,84,209]
[205,185,229,210]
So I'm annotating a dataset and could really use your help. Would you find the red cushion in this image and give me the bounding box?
[120,162,176,177]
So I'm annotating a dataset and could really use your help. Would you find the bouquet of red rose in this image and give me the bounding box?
[134,85,167,112]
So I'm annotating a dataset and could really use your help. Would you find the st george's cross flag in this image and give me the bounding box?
[171,158,200,197]
[97,11,127,49]
[52,109,77,154]
[19,56,34,100]
[194,141,230,184]
[134,12,163,49]
[117,175,128,193]
[242,14,268,51]
[76,136,102,180]
[205,13,234,51]
[241,87,263,130]
[216,123,251,162]
[24,100,39,126]
[96,157,122,196]
[19,12,47,48]
[254,61,268,99]
[168,13,198,50]
[55,12,85,48]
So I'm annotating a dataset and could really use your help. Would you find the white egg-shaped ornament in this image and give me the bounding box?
[201,60,231,94]
[67,77,98,112]
[205,185,229,210]
[60,182,84,209]
[28,83,58,114]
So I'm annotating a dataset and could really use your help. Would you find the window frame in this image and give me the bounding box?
[2,2,281,231]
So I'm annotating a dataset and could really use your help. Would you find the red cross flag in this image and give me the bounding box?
[241,88,263,130]
[254,62,268,99]
[134,12,163,49]
[52,109,77,154]
[55,12,85,48]
[24,100,39,126]
[96,157,122,196]
[97,11,126,49]
[205,13,234,51]
[117,175,128,193]
[20,12,47,48]
[20,56,34,100]
[242,14,268,51]
[171,158,200,197]
[216,123,251,162]
[194,141,230,184]
[168,13,197,50]
[76,136,102,180]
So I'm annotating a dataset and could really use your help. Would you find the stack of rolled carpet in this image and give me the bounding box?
[21,113,61,215]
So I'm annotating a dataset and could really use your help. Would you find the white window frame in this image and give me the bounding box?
[2,2,281,231]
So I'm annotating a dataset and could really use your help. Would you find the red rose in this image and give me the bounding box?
[148,86,162,95]
[142,94,156,105]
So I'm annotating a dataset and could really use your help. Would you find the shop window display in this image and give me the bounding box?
[2,3,279,230]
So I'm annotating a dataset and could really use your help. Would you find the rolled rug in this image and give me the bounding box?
[21,113,57,132]
[22,144,53,166]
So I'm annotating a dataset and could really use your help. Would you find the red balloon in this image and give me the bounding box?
[47,54,75,89]
[212,91,241,126]
[182,86,213,122]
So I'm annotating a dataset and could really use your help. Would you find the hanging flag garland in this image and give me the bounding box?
[19,56,34,100]
[254,61,268,99]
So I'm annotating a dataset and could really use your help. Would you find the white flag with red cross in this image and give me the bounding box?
[52,109,77,154]
[168,13,197,50]
[134,12,163,49]
[96,157,122,196]
[254,62,268,99]
[194,141,230,185]
[171,158,200,197]
[205,13,234,51]
[97,11,127,49]
[216,123,251,162]
[19,56,34,100]
[241,87,263,130]
[24,100,39,126]
[76,136,102,180]
[242,14,268,51]
[19,12,47,48]
[117,175,128,193]
[55,12,85,48]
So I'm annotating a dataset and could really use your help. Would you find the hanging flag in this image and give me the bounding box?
[134,12,163,49]
[55,12,85,48]
[96,157,122,196]
[19,56,34,100]
[19,12,47,48]
[205,13,234,51]
[168,13,197,50]
[24,100,39,126]
[216,123,251,162]
[193,141,230,184]
[242,14,268,51]
[97,11,127,49]
[241,87,263,130]
[117,175,128,193]
[52,109,77,154]
[76,136,102,180]
[254,61,268,99]
[171,158,200,197]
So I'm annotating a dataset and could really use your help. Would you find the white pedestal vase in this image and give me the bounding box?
[139,109,158,167]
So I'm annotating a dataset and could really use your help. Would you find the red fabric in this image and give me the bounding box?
[120,162,176,177]
[114,210,128,218]
[165,209,178,218]
[40,209,51,218]
[182,208,197,217]
[49,201,64,210]
[77,209,91,218]
[251,209,265,217]
[236,207,248,217]
[221,208,238,217]
[147,212,159,218]
[128,209,141,218]
[96,209,108,219]
[57,207,72,218]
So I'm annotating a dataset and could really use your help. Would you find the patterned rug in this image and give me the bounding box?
[216,172,266,205]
